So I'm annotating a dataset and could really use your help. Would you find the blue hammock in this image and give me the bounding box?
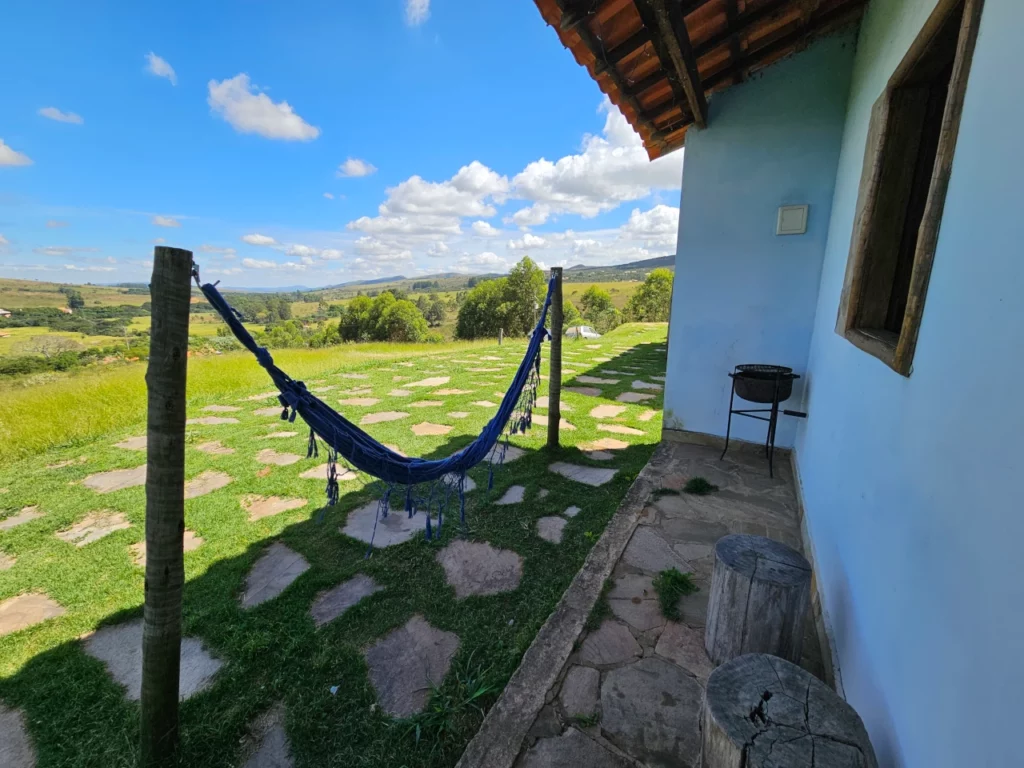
[196,266,553,543]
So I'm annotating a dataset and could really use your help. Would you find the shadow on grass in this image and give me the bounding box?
[0,427,661,767]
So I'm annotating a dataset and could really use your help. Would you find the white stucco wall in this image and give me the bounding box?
[795,0,1024,765]
[663,33,856,447]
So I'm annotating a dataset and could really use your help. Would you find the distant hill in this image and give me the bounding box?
[562,255,674,283]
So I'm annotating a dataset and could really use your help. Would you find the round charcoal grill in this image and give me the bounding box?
[721,364,804,478]
[732,364,797,404]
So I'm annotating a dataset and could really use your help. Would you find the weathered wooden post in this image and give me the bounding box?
[702,654,877,768]
[705,534,811,667]
[546,267,563,449]
[140,246,193,767]
[498,327,503,346]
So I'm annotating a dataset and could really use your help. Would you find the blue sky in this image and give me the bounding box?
[0,0,683,288]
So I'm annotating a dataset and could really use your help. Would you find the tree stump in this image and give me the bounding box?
[705,534,811,666]
[701,653,877,768]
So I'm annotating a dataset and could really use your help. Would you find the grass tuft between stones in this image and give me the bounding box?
[652,568,699,622]
[683,476,718,495]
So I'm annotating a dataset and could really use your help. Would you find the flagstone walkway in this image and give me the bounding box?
[504,440,824,768]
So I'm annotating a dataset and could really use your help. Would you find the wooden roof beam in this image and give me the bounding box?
[553,0,670,148]
[645,0,709,128]
[694,0,793,58]
[633,0,693,120]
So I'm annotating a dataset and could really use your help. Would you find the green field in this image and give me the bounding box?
[0,278,150,310]
[0,327,123,355]
[0,324,667,767]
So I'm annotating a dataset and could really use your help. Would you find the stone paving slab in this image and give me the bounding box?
[621,526,692,574]
[56,511,131,546]
[310,574,382,627]
[338,373,369,380]
[434,388,473,395]
[244,391,280,402]
[578,620,640,667]
[241,543,310,608]
[472,400,497,408]
[131,530,203,567]
[531,415,575,431]
[203,404,242,412]
[411,422,452,436]
[596,424,644,436]
[342,502,427,547]
[407,376,450,387]
[364,615,460,717]
[261,431,298,440]
[637,409,657,422]
[0,593,65,637]
[338,397,380,407]
[186,416,240,426]
[615,392,655,404]
[253,406,284,416]
[114,436,147,451]
[548,463,617,487]
[0,702,36,768]
[559,665,599,718]
[241,703,293,768]
[600,657,702,768]
[0,551,14,570]
[564,387,601,397]
[563,505,581,518]
[576,375,619,385]
[580,437,629,453]
[83,619,223,700]
[83,466,146,493]
[589,405,626,419]
[409,400,444,409]
[1,506,44,531]
[495,485,526,505]
[242,495,308,521]
[361,411,409,425]
[654,621,713,683]
[436,540,523,598]
[256,449,302,466]
[196,440,235,455]
[630,380,663,391]
[388,389,412,397]
[536,516,567,544]
[299,465,358,482]
[185,470,232,499]
[448,411,470,419]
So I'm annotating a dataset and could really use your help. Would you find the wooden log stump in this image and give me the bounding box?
[705,534,811,666]
[701,653,878,768]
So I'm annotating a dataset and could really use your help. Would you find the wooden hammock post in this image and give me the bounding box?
[547,267,563,449]
[140,246,193,767]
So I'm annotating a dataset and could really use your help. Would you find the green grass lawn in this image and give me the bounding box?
[0,326,123,355]
[0,324,667,767]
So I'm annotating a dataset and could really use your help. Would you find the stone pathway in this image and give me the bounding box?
[513,441,822,768]
[338,397,380,407]
[364,615,459,717]
[532,414,575,431]
[564,386,601,397]
[589,405,626,419]
[596,424,644,436]
[407,376,449,387]
[0,593,65,637]
[409,400,444,409]
[1,506,43,531]
[56,512,131,546]
[411,422,451,436]
[0,702,36,768]
[186,416,239,426]
[131,530,203,566]
[576,376,619,385]
[360,411,408,425]
[615,392,654,404]
[536,516,567,544]
[241,543,310,608]
[241,703,293,768]
[548,463,617,487]
[496,485,526,505]
[114,436,147,451]
[184,470,232,499]
[310,574,382,627]
[0,552,14,570]
[261,431,298,440]
[203,404,241,413]
[253,406,284,417]
[341,502,428,547]
[436,540,523,598]
[299,465,357,482]
[83,466,146,493]
[196,440,235,455]
[83,619,222,700]
[255,449,302,466]
[242,495,308,521]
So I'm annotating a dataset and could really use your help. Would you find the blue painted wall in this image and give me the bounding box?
[663,34,855,446]
[795,0,1024,765]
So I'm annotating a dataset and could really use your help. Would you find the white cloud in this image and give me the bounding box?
[200,244,237,258]
[46,220,69,228]
[208,74,320,141]
[33,246,99,257]
[510,204,551,229]
[471,220,500,237]
[337,158,377,178]
[348,213,462,239]
[510,98,683,218]
[323,192,334,200]
[620,204,679,249]
[285,243,343,261]
[427,241,449,257]
[241,233,278,246]
[145,52,177,85]
[353,236,413,262]
[0,139,32,167]
[452,251,508,274]
[241,258,308,272]
[152,215,181,228]
[0,234,8,248]
[208,267,243,276]
[38,107,84,125]
[383,161,507,217]
[507,233,547,251]
[63,264,116,272]
[405,0,430,26]
[153,237,166,244]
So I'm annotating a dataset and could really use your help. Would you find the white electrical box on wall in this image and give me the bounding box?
[776,204,809,235]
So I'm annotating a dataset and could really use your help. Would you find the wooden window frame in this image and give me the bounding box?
[836,0,984,376]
